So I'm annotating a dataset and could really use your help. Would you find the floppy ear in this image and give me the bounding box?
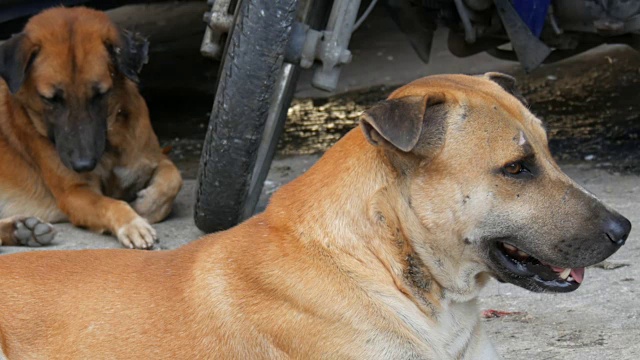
[483,72,527,106]
[107,29,149,83]
[360,94,446,153]
[0,33,38,93]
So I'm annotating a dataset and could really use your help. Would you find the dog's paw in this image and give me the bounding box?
[14,217,56,247]
[116,216,157,250]
[132,187,173,224]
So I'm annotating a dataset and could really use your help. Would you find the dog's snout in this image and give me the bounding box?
[603,214,632,247]
[70,158,97,173]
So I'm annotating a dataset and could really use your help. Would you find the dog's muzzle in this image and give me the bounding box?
[487,212,631,293]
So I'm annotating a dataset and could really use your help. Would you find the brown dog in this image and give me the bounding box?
[0,73,630,358]
[0,7,182,249]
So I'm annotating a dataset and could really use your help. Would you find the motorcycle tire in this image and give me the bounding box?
[194,0,300,233]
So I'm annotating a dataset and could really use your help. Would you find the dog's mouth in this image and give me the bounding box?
[490,241,584,292]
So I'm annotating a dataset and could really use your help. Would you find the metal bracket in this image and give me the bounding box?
[201,0,234,60]
[296,0,361,92]
[202,0,363,92]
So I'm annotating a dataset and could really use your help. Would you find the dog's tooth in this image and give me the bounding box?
[516,250,529,259]
[503,243,517,252]
[560,268,571,280]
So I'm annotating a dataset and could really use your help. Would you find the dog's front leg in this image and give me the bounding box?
[464,326,501,360]
[56,187,157,249]
[132,156,182,224]
[39,168,155,249]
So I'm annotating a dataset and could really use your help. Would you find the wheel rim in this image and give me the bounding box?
[240,0,327,220]
[241,63,297,220]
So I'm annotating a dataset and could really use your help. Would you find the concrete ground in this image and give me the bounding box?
[1,2,639,359]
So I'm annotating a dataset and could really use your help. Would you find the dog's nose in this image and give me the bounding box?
[603,215,632,247]
[70,158,97,172]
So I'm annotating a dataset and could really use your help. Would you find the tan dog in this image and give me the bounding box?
[0,73,630,359]
[0,7,182,249]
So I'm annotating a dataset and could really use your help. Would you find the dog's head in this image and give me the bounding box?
[361,73,631,293]
[0,7,149,172]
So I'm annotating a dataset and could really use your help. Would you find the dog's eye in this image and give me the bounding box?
[40,93,64,106]
[503,161,532,178]
[504,162,523,175]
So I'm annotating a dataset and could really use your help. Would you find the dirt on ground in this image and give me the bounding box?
[154,45,640,181]
[280,45,640,173]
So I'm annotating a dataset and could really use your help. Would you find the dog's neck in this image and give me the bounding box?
[267,130,489,315]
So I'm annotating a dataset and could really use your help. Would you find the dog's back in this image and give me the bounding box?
[0,244,199,358]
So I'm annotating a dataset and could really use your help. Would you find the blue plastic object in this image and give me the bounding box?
[513,0,551,38]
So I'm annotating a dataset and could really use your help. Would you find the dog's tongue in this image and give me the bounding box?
[570,268,585,284]
[550,265,585,284]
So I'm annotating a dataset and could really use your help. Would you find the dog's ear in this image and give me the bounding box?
[483,72,527,106]
[360,94,446,153]
[107,29,149,83]
[0,33,38,93]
